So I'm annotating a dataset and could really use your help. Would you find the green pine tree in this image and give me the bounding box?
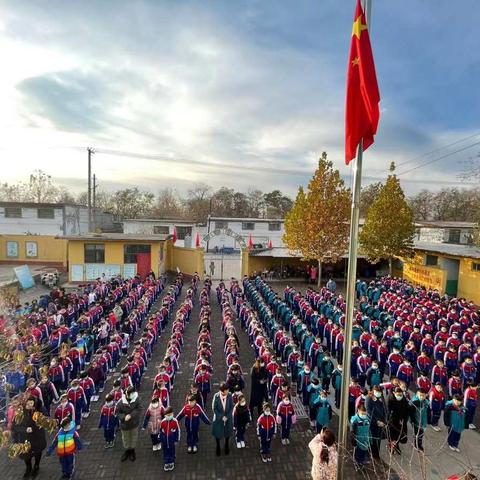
[359,162,415,272]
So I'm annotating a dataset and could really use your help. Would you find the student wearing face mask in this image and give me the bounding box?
[176,395,210,453]
[232,393,251,448]
[350,405,371,470]
[257,402,276,462]
[276,394,296,445]
[54,394,75,426]
[387,387,410,454]
[99,393,119,449]
[311,390,333,434]
[142,397,165,451]
[366,362,382,389]
[365,386,387,460]
[409,388,429,452]
[159,406,180,471]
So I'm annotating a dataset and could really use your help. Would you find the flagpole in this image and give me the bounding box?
[337,1,371,478]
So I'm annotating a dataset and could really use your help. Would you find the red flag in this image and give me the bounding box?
[195,232,200,248]
[172,227,177,244]
[267,239,273,249]
[248,234,253,249]
[345,0,380,164]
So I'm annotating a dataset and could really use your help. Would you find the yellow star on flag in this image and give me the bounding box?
[351,56,360,66]
[352,15,367,39]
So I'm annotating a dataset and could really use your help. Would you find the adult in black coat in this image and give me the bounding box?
[386,387,410,454]
[365,387,388,460]
[12,397,48,478]
[249,359,269,419]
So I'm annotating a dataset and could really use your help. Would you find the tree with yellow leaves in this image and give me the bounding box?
[283,152,350,286]
[359,162,415,273]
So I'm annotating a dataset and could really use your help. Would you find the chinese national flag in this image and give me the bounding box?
[345,0,380,164]
[248,234,253,249]
[195,232,201,248]
[172,227,177,244]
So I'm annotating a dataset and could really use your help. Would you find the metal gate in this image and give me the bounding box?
[205,253,241,281]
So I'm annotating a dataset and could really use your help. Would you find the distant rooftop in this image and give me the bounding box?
[123,218,196,224]
[414,241,480,259]
[0,201,81,208]
[58,233,168,242]
[415,220,475,229]
[210,216,284,222]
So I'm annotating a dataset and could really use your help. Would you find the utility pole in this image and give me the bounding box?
[87,148,94,232]
[92,174,98,232]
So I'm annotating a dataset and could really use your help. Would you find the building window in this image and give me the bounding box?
[268,222,281,231]
[124,244,151,263]
[176,226,192,240]
[214,221,228,229]
[37,207,55,219]
[153,225,169,235]
[473,262,480,272]
[5,206,22,218]
[425,254,438,266]
[84,243,105,263]
[448,229,461,244]
[242,222,255,231]
[6,241,18,257]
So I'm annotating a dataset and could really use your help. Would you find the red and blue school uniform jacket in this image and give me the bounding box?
[48,365,65,385]
[59,357,73,378]
[460,362,477,383]
[48,332,61,352]
[276,401,296,427]
[58,325,70,344]
[434,343,447,362]
[26,386,44,405]
[67,387,87,411]
[287,352,301,374]
[194,371,211,394]
[127,363,140,385]
[80,377,95,398]
[416,376,432,392]
[397,364,414,384]
[98,404,119,430]
[269,374,284,397]
[458,344,472,363]
[464,386,477,409]
[159,418,180,447]
[176,403,210,431]
[356,356,371,375]
[48,422,82,457]
[110,388,123,404]
[257,413,276,441]
[403,344,417,363]
[349,384,362,403]
[274,388,288,406]
[417,356,432,374]
[448,377,463,398]
[154,372,172,392]
[431,365,448,386]
[420,338,435,356]
[388,353,403,375]
[435,330,449,344]
[444,351,458,371]
[446,336,461,350]
[429,388,446,412]
[54,402,75,424]
[152,387,170,407]
[376,345,388,365]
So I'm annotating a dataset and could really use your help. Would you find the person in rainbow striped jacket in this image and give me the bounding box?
[47,418,83,479]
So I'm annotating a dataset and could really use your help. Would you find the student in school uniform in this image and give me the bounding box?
[98,394,119,448]
[159,406,180,471]
[176,395,210,453]
[257,402,276,463]
[351,404,371,470]
[232,394,251,449]
[444,394,468,453]
[276,394,296,445]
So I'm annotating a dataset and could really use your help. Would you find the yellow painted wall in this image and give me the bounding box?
[170,246,204,279]
[67,240,164,281]
[458,258,480,305]
[0,235,67,266]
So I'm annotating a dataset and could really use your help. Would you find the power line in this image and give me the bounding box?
[397,140,480,177]
[395,132,480,168]
[94,147,314,177]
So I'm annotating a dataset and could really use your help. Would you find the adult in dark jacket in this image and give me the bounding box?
[386,387,410,454]
[365,387,387,459]
[211,383,234,456]
[115,386,141,462]
[12,397,47,478]
[249,359,268,418]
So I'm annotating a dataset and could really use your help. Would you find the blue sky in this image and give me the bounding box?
[0,0,479,196]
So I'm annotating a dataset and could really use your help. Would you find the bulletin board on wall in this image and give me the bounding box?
[71,265,84,281]
[85,264,121,280]
[123,264,137,278]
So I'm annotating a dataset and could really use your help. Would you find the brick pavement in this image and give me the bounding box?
[1,280,396,480]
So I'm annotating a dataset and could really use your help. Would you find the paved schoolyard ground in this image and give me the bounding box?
[2,277,478,479]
